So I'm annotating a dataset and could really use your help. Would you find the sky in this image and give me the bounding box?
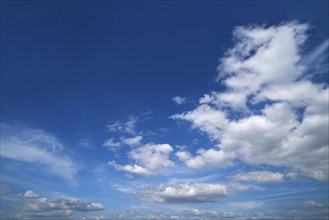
[0,1,328,220]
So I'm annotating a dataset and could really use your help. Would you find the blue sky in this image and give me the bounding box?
[1,1,328,220]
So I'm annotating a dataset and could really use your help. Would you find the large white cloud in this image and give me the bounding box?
[172,21,329,180]
[140,183,227,204]
[0,123,78,181]
[110,143,174,175]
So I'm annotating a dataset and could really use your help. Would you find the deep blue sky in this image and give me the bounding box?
[1,1,328,220]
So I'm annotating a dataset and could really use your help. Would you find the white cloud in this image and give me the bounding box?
[228,201,264,209]
[102,138,121,148]
[106,115,139,135]
[0,123,78,181]
[172,22,329,180]
[230,171,285,183]
[141,183,227,204]
[110,143,174,176]
[19,190,104,219]
[176,149,235,169]
[20,190,39,198]
[121,136,142,146]
[172,96,186,105]
[304,201,326,208]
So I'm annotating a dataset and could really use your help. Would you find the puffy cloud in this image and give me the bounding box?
[175,149,235,169]
[18,190,104,219]
[110,143,174,176]
[230,171,284,183]
[121,136,142,146]
[140,183,227,204]
[172,22,329,180]
[0,123,77,181]
[20,190,40,198]
[3,191,105,219]
[172,96,186,105]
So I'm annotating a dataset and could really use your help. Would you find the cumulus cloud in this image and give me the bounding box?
[175,149,235,169]
[18,190,104,219]
[0,123,77,181]
[140,183,227,204]
[172,96,186,105]
[110,143,174,175]
[121,136,142,146]
[20,190,40,198]
[10,190,105,219]
[172,21,329,180]
[230,171,285,183]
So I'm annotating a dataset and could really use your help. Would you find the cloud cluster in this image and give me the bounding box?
[140,183,227,204]
[19,190,104,219]
[172,22,329,180]
[0,123,77,181]
[110,143,174,175]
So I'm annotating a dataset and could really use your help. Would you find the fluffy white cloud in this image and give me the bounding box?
[110,143,174,175]
[0,123,77,181]
[172,96,186,105]
[176,149,235,169]
[121,136,142,146]
[172,22,329,180]
[141,183,227,204]
[230,171,284,183]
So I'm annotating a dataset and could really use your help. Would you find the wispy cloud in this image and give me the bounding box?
[0,123,78,182]
[230,171,285,183]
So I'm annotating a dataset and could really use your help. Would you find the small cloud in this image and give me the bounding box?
[20,190,39,198]
[175,148,235,169]
[102,138,121,148]
[106,115,139,135]
[172,96,186,105]
[121,136,142,146]
[230,171,285,183]
[304,200,326,207]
